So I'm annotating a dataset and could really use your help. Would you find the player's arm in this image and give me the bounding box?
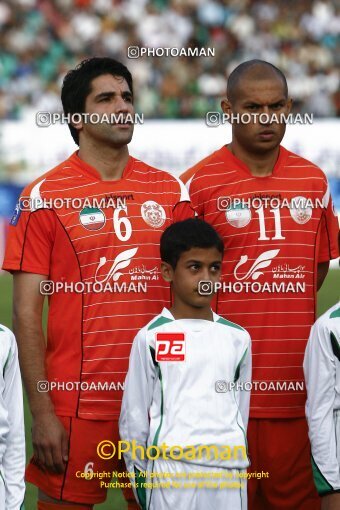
[317,261,329,291]
[321,493,340,510]
[4,204,68,474]
[303,320,340,497]
[236,335,252,431]
[2,329,25,510]
[119,330,155,474]
[317,179,339,292]
[119,330,156,509]
[13,271,69,474]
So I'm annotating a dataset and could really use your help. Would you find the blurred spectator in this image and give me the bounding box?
[0,0,338,119]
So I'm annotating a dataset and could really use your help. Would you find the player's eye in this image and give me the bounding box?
[99,96,111,102]
[123,93,133,103]
[271,103,284,110]
[211,264,221,273]
[189,264,200,271]
[247,104,259,110]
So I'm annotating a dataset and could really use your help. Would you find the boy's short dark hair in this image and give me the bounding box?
[61,57,133,146]
[160,218,224,268]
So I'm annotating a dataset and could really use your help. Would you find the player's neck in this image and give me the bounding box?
[170,302,213,321]
[78,143,129,181]
[228,142,280,177]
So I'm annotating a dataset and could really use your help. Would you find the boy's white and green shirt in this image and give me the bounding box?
[0,324,25,509]
[303,302,340,496]
[119,307,251,499]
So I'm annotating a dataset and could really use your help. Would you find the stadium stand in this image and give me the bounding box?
[0,0,339,120]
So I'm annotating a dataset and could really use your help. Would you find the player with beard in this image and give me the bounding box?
[3,57,193,509]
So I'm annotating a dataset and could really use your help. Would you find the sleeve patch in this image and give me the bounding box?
[10,202,22,226]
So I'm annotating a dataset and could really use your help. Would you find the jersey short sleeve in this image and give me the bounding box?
[317,179,339,263]
[3,206,56,275]
[187,175,205,218]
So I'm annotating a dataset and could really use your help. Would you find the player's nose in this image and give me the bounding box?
[201,266,211,280]
[114,95,132,114]
[259,106,271,124]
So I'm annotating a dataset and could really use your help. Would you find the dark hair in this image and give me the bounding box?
[160,218,224,268]
[227,59,288,102]
[61,57,133,145]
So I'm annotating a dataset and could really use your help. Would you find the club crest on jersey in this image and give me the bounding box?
[155,332,185,361]
[141,201,166,228]
[225,202,251,228]
[79,207,106,231]
[289,196,312,225]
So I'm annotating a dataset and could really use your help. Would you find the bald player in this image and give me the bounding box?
[181,60,339,510]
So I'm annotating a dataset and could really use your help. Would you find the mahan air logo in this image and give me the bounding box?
[95,247,138,284]
[234,249,280,281]
[80,207,106,231]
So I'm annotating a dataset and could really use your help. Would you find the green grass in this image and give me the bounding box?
[0,270,339,509]
[0,273,125,509]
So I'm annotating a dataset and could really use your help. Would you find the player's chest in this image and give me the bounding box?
[54,189,173,279]
[204,181,324,246]
[151,328,239,381]
[57,190,172,245]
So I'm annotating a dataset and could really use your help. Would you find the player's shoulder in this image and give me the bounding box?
[21,152,79,197]
[132,158,177,184]
[133,309,174,348]
[329,303,340,320]
[309,303,340,362]
[0,324,15,342]
[214,314,250,341]
[0,324,16,363]
[180,147,226,185]
[215,314,247,331]
[316,302,340,330]
[145,308,174,333]
[131,158,188,197]
[284,147,327,180]
[133,309,174,337]
[310,302,340,352]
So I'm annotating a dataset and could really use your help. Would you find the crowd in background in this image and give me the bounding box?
[0,0,339,119]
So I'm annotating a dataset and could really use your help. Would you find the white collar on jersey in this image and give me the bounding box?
[161,307,220,323]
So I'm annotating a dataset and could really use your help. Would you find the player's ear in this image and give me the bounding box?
[161,262,174,283]
[286,97,293,113]
[70,113,83,135]
[221,98,231,110]
[221,98,232,122]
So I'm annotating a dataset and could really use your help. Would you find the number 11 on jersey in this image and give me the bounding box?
[255,205,285,241]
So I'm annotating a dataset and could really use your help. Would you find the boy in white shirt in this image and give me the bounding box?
[0,324,25,509]
[304,301,340,510]
[119,218,251,510]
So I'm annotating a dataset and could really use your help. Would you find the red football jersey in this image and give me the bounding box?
[3,152,193,420]
[183,145,339,418]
